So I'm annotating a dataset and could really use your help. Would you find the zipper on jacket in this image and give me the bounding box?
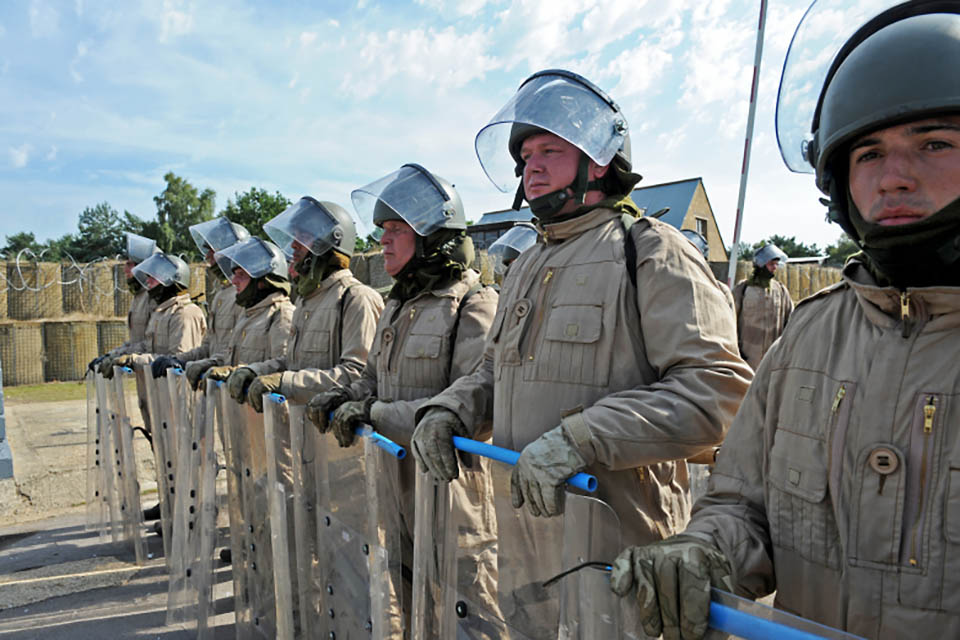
[831,385,846,414]
[900,291,912,338]
[908,396,937,566]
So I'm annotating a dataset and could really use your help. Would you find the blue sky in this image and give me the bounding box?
[0,0,842,253]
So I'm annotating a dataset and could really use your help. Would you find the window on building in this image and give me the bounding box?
[695,217,708,237]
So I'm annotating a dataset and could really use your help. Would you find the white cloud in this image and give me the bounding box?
[300,31,318,47]
[327,19,340,29]
[46,145,58,161]
[29,0,60,38]
[69,40,90,83]
[158,0,195,43]
[605,41,674,98]
[288,72,299,89]
[10,144,32,168]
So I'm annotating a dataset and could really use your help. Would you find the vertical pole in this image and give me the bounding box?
[0,353,13,479]
[726,0,768,287]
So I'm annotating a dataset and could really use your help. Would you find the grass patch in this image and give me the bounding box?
[4,378,138,405]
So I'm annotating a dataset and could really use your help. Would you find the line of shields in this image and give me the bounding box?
[88,370,861,640]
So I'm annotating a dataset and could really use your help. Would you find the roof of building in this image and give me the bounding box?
[628,177,702,229]
[473,207,535,226]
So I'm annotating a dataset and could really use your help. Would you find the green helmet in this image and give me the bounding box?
[352,163,466,237]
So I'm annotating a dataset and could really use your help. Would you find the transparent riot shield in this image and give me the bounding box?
[412,459,627,639]
[107,367,148,565]
[192,377,223,640]
[167,369,208,625]
[221,386,275,640]
[85,371,115,539]
[139,364,178,562]
[313,432,401,638]
[289,404,319,638]
[262,393,296,640]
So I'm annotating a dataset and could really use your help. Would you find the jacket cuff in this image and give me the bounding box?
[415,398,474,437]
[560,411,597,466]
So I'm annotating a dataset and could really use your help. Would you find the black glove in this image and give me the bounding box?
[88,354,106,373]
[151,355,185,379]
[306,388,353,433]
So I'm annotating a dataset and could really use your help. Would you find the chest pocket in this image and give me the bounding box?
[398,304,453,393]
[494,297,531,374]
[234,325,270,365]
[529,303,608,386]
[294,305,337,370]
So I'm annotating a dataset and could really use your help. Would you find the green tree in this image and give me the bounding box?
[220,187,291,239]
[51,202,128,262]
[152,172,216,258]
[739,235,822,262]
[823,234,860,267]
[2,231,44,259]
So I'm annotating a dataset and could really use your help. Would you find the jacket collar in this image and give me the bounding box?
[245,291,288,316]
[155,291,189,313]
[302,269,352,301]
[845,259,960,329]
[540,207,621,244]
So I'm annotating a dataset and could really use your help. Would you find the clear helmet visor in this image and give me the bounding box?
[263,197,340,259]
[125,232,159,264]
[488,224,539,277]
[215,237,286,280]
[351,165,457,237]
[776,0,905,172]
[189,217,248,255]
[131,253,178,289]
[475,72,628,192]
[754,244,788,266]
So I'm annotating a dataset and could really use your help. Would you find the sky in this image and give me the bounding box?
[0,0,848,254]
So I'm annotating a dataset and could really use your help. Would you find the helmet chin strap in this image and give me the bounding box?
[512,154,603,220]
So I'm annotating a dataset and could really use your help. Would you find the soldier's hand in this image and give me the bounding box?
[151,355,185,379]
[510,424,588,517]
[224,367,255,402]
[609,535,733,640]
[330,398,375,448]
[185,358,218,389]
[247,373,284,413]
[88,354,106,373]
[98,354,117,378]
[412,407,469,483]
[102,354,136,380]
[305,388,352,434]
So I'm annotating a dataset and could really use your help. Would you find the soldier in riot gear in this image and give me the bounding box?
[732,242,793,369]
[611,3,960,638]
[487,221,539,286]
[411,69,750,636]
[151,217,249,385]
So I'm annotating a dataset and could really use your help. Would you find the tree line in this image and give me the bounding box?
[737,234,859,268]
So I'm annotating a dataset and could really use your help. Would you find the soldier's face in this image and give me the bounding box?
[292,240,310,266]
[380,220,416,277]
[124,260,136,279]
[848,115,960,225]
[231,268,251,293]
[520,133,608,211]
[766,259,780,274]
[145,275,161,290]
[205,247,216,267]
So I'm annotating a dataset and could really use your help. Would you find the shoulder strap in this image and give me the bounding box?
[733,281,747,319]
[621,213,638,289]
[447,282,483,376]
[336,282,356,360]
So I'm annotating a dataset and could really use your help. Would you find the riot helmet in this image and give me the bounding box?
[351,163,466,237]
[132,252,191,290]
[264,197,358,260]
[488,222,539,278]
[125,232,161,264]
[189,217,250,256]
[680,229,709,260]
[753,243,787,268]
[475,69,640,217]
[777,1,960,235]
[214,237,288,281]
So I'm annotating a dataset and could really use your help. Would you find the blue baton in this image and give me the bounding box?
[451,436,597,492]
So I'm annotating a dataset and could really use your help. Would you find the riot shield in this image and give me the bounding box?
[167,369,209,625]
[192,377,223,640]
[411,460,629,639]
[221,386,275,640]
[139,364,178,562]
[313,431,402,638]
[85,371,115,539]
[289,404,319,638]
[107,366,148,565]
[262,393,296,640]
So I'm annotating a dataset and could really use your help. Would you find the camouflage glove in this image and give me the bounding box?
[225,366,256,402]
[305,388,352,434]
[412,407,470,483]
[184,358,218,389]
[247,373,284,414]
[101,354,136,380]
[330,397,376,448]
[206,365,237,385]
[609,534,733,640]
[151,355,185,379]
[510,424,588,517]
[88,354,106,373]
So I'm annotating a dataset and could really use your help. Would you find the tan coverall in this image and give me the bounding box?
[733,276,794,370]
[110,289,157,430]
[422,208,752,545]
[178,282,240,362]
[245,269,384,403]
[221,291,294,366]
[687,259,960,639]
[348,269,499,635]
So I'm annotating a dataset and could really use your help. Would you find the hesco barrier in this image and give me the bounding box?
[97,320,128,355]
[0,262,6,321]
[6,263,62,320]
[61,262,116,317]
[731,261,841,302]
[114,263,134,317]
[43,321,99,382]
[0,323,44,387]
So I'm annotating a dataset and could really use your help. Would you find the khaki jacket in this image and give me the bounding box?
[222,292,295,366]
[423,208,752,544]
[687,259,960,638]
[144,292,206,355]
[112,289,157,355]
[733,277,793,370]
[246,269,384,404]
[179,282,240,362]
